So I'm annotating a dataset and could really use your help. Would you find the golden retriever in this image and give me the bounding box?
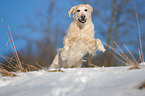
[49,4,105,69]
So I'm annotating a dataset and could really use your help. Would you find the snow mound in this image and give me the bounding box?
[0,66,145,96]
[140,62,145,65]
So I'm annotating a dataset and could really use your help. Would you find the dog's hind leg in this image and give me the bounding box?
[88,53,93,66]
[49,48,63,69]
[71,59,82,68]
[49,53,59,69]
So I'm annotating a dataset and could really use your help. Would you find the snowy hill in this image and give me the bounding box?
[0,64,145,96]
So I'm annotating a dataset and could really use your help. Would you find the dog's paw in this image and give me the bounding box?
[100,48,106,53]
[96,39,106,53]
[97,44,106,52]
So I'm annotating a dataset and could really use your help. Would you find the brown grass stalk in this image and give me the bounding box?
[138,48,142,62]
[124,44,138,66]
[1,17,24,71]
[133,0,144,62]
[0,18,44,77]
[8,26,23,70]
[103,42,133,64]
[88,63,101,67]
[1,17,15,55]
[103,41,139,69]
[109,51,127,66]
[0,68,17,77]
[0,63,17,72]
[0,56,18,71]
[113,41,134,64]
[35,61,44,69]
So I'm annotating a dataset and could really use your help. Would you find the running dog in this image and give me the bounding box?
[49,4,105,69]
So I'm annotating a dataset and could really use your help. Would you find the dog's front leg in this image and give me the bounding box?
[96,39,106,52]
[85,39,97,55]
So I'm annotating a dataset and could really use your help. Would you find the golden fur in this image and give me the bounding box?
[49,4,105,69]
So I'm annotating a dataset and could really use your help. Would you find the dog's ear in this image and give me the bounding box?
[86,4,93,13]
[68,6,76,18]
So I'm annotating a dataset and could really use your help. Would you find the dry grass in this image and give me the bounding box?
[133,0,144,62]
[0,18,43,77]
[0,55,43,77]
[138,80,145,89]
[102,0,144,70]
[138,83,145,89]
[47,69,64,72]
[0,67,17,77]
[103,41,140,69]
[0,18,64,76]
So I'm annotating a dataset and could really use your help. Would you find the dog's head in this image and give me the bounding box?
[68,4,93,24]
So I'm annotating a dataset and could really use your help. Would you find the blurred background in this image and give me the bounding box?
[0,0,145,67]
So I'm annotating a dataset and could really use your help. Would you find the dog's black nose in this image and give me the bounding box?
[81,14,85,19]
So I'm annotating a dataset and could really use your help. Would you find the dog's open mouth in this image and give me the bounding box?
[78,19,86,23]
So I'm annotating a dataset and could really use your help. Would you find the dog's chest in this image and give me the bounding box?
[69,22,94,38]
[78,28,93,38]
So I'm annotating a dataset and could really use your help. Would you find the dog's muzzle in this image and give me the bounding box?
[78,14,86,23]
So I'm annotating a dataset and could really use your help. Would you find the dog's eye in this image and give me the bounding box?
[77,10,80,12]
[84,9,88,12]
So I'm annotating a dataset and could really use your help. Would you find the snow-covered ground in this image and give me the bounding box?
[0,63,145,96]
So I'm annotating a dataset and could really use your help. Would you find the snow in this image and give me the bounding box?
[0,65,145,96]
[140,62,145,65]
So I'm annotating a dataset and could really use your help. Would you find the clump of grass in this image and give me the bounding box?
[103,41,140,69]
[133,0,144,63]
[103,0,144,70]
[0,18,43,77]
[0,55,44,77]
[0,67,17,77]
[139,83,145,89]
[128,66,140,70]
[47,69,64,72]
[138,80,145,89]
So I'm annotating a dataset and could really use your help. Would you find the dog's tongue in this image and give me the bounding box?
[81,19,85,22]
[81,20,85,22]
